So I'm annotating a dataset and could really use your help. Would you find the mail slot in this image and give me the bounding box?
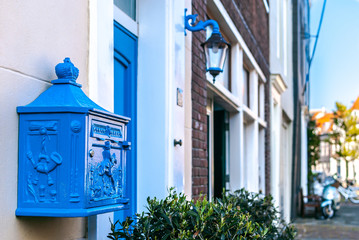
[16,58,131,217]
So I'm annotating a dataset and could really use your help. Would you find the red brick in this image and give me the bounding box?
[220,0,269,77]
[193,159,208,168]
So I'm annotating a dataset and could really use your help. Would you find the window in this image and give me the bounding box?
[213,106,229,198]
[207,101,230,199]
[242,67,250,107]
[258,82,264,118]
[258,84,260,117]
[114,0,136,20]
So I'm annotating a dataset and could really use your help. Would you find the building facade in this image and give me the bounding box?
[191,0,270,200]
[1,0,191,238]
[0,0,310,239]
[291,0,311,219]
[269,0,294,222]
[312,97,359,184]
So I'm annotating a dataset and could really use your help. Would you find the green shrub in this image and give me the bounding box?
[224,189,296,239]
[108,188,296,240]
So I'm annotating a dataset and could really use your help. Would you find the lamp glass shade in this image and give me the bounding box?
[202,33,230,79]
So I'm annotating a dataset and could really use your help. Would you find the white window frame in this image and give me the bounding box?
[207,101,214,200]
[113,2,138,36]
[206,0,269,193]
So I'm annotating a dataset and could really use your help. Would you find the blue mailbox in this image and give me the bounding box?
[16,58,131,217]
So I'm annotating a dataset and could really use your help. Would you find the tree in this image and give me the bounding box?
[307,118,321,193]
[329,102,359,182]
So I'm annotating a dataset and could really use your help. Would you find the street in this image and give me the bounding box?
[294,202,359,239]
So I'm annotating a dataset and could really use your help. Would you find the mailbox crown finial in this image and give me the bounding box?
[17,56,108,113]
[55,57,79,82]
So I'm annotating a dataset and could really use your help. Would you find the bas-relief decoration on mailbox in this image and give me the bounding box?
[88,141,123,202]
[16,58,131,217]
[87,119,127,207]
[70,120,81,203]
[91,123,123,141]
[26,121,62,203]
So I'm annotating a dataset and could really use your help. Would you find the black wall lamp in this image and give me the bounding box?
[184,9,230,83]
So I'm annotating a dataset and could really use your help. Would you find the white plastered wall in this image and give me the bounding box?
[88,0,115,238]
[269,0,293,222]
[136,0,188,211]
[168,0,186,194]
[0,0,88,239]
[269,0,293,120]
[0,0,190,238]
[89,0,191,238]
[136,0,169,208]
[271,88,281,209]
[184,0,193,199]
[281,0,294,120]
[301,107,309,197]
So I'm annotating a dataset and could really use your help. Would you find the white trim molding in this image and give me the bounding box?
[271,74,287,95]
[263,0,270,13]
[208,0,267,82]
[207,81,240,112]
[113,5,138,36]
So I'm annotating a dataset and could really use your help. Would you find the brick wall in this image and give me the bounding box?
[191,0,271,197]
[220,0,271,195]
[192,0,209,199]
[220,0,270,77]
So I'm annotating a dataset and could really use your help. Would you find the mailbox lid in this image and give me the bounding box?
[17,83,107,114]
[17,58,108,114]
[86,113,130,208]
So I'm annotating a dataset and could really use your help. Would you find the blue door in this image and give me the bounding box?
[114,21,137,220]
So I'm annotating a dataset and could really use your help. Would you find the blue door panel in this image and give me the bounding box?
[114,21,137,220]
[114,54,128,115]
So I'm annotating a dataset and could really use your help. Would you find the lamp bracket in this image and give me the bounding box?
[184,8,220,36]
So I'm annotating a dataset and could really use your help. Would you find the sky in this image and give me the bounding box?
[309,0,359,112]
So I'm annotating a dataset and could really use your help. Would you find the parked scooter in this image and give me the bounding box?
[337,180,359,203]
[320,176,341,219]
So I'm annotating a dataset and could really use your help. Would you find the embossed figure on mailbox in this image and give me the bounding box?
[16,58,131,217]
